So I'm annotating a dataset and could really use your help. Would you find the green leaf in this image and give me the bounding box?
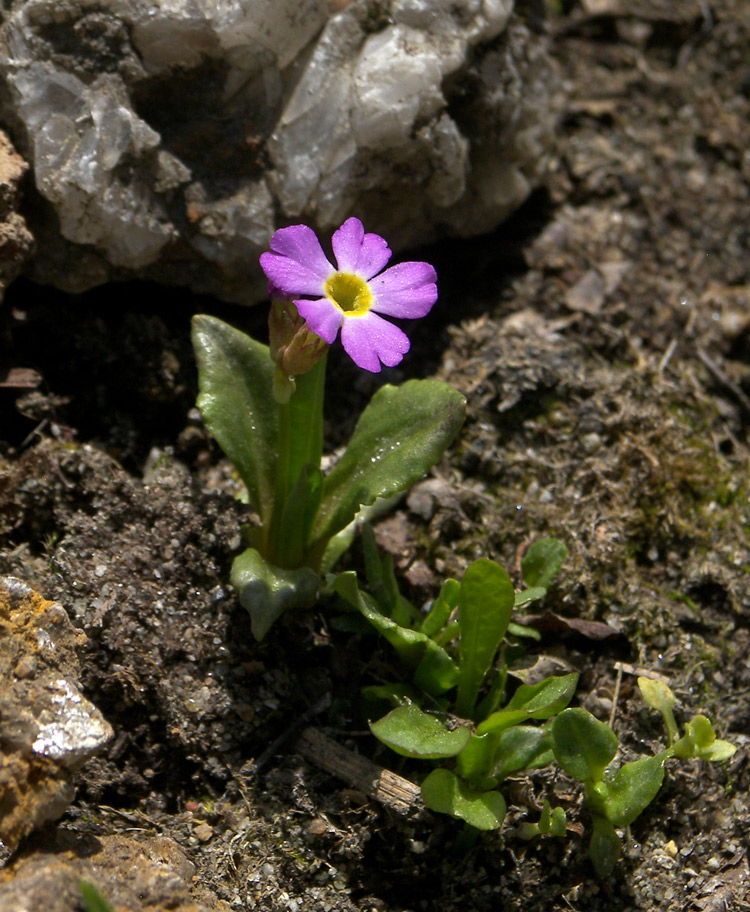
[514,587,548,608]
[507,621,542,642]
[637,677,675,714]
[637,676,679,744]
[699,739,738,762]
[492,725,554,781]
[589,815,621,878]
[370,704,470,759]
[456,732,500,782]
[192,315,278,527]
[680,715,737,762]
[361,522,416,626]
[521,538,567,590]
[362,521,391,609]
[506,621,542,641]
[518,800,567,840]
[318,495,398,575]
[360,683,420,719]
[544,802,568,837]
[552,708,618,782]
[78,880,113,912]
[505,673,579,714]
[688,714,716,751]
[477,674,579,735]
[311,380,465,547]
[474,665,508,721]
[332,572,459,695]
[603,755,665,826]
[455,560,515,719]
[420,578,460,639]
[421,769,506,830]
[231,548,319,640]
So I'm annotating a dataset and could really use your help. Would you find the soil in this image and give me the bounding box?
[2,1,750,910]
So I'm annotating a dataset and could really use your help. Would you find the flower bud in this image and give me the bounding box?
[268,297,328,379]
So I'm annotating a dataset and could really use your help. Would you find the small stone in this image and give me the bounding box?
[193,823,214,843]
[13,656,36,679]
[581,432,602,453]
[308,818,327,836]
[565,268,606,314]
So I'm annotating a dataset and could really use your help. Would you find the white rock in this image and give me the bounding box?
[0,0,557,302]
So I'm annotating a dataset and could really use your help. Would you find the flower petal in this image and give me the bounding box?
[260,253,328,297]
[332,217,392,279]
[260,225,333,296]
[369,261,438,318]
[356,232,392,280]
[340,312,410,373]
[295,297,344,345]
[270,224,334,276]
[332,218,365,272]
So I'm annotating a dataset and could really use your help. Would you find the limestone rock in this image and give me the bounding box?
[0,833,219,912]
[0,0,558,303]
[0,578,113,865]
[0,130,34,301]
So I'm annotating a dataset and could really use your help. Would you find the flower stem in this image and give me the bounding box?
[266,354,327,566]
[266,398,292,563]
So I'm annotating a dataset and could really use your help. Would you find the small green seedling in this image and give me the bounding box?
[333,536,573,835]
[78,880,114,912]
[551,679,738,876]
[517,799,568,840]
[551,707,667,877]
[637,677,737,763]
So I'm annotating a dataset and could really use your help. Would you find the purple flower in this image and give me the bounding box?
[260,217,437,372]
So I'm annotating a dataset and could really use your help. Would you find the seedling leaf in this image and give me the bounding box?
[477,674,578,735]
[521,538,567,590]
[603,755,666,827]
[589,815,621,878]
[456,559,514,718]
[493,725,554,781]
[421,769,507,830]
[370,704,470,759]
[332,572,459,695]
[552,708,618,782]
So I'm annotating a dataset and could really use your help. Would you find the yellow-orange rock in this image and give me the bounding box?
[0,578,112,864]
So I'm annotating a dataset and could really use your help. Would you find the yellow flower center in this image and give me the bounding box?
[325,272,372,316]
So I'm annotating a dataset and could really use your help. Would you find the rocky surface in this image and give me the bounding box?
[0,577,112,865]
[0,0,557,303]
[0,832,219,912]
[0,130,34,301]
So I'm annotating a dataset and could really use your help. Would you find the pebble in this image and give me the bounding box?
[308,818,327,836]
[193,823,213,842]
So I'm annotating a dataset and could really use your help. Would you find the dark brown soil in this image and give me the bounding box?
[2,2,750,909]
